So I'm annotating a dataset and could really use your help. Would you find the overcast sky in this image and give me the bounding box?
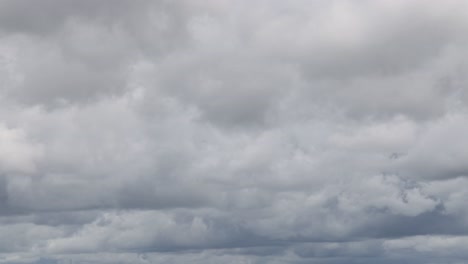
[1,0,468,263]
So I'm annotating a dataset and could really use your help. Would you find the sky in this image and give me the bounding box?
[0,0,468,263]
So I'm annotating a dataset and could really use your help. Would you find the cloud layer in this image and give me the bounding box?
[1,0,468,263]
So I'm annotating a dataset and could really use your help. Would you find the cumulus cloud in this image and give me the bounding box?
[0,0,467,263]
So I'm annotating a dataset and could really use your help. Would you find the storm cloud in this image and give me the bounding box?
[1,0,468,263]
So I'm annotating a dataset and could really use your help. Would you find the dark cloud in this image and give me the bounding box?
[0,0,468,264]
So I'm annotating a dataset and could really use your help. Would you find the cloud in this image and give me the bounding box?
[0,0,468,263]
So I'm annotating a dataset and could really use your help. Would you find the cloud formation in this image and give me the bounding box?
[0,0,468,263]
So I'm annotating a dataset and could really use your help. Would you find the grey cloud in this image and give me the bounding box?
[251,0,468,78]
[1,0,468,264]
[0,0,189,106]
[149,55,290,128]
[0,0,152,35]
[393,114,468,180]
